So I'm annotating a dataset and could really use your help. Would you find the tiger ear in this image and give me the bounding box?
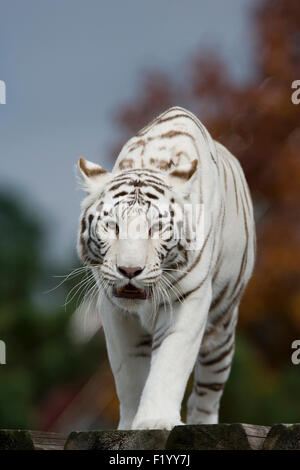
[77,157,111,193]
[167,159,198,195]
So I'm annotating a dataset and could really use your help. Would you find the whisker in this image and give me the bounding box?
[158,279,174,320]
[160,274,184,304]
[45,264,99,294]
[162,267,190,275]
[64,273,95,309]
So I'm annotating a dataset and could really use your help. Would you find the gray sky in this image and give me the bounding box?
[0,0,256,264]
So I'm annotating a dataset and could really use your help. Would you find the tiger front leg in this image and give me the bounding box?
[131,283,212,430]
[100,299,152,430]
[187,305,238,425]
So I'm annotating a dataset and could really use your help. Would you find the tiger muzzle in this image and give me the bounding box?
[113,283,148,300]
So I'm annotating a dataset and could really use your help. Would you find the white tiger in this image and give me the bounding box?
[76,107,256,430]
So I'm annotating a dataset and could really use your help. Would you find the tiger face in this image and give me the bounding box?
[77,157,199,312]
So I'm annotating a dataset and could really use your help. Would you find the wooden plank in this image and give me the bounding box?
[29,431,67,450]
[0,425,292,450]
[241,424,271,450]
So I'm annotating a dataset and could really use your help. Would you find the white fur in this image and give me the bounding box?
[75,107,256,430]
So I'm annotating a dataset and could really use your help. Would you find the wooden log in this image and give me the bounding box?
[0,430,35,450]
[263,424,300,450]
[65,430,170,450]
[166,424,270,450]
[3,425,300,450]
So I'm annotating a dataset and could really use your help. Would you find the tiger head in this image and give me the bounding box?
[77,157,199,312]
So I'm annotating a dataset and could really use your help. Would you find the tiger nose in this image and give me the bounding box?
[117,266,144,279]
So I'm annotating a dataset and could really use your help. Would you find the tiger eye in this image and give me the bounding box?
[107,220,119,232]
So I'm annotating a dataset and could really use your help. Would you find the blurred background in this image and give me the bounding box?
[0,0,299,432]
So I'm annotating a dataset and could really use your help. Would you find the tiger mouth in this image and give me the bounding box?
[113,284,148,300]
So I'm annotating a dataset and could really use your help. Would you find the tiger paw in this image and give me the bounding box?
[131,417,183,430]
